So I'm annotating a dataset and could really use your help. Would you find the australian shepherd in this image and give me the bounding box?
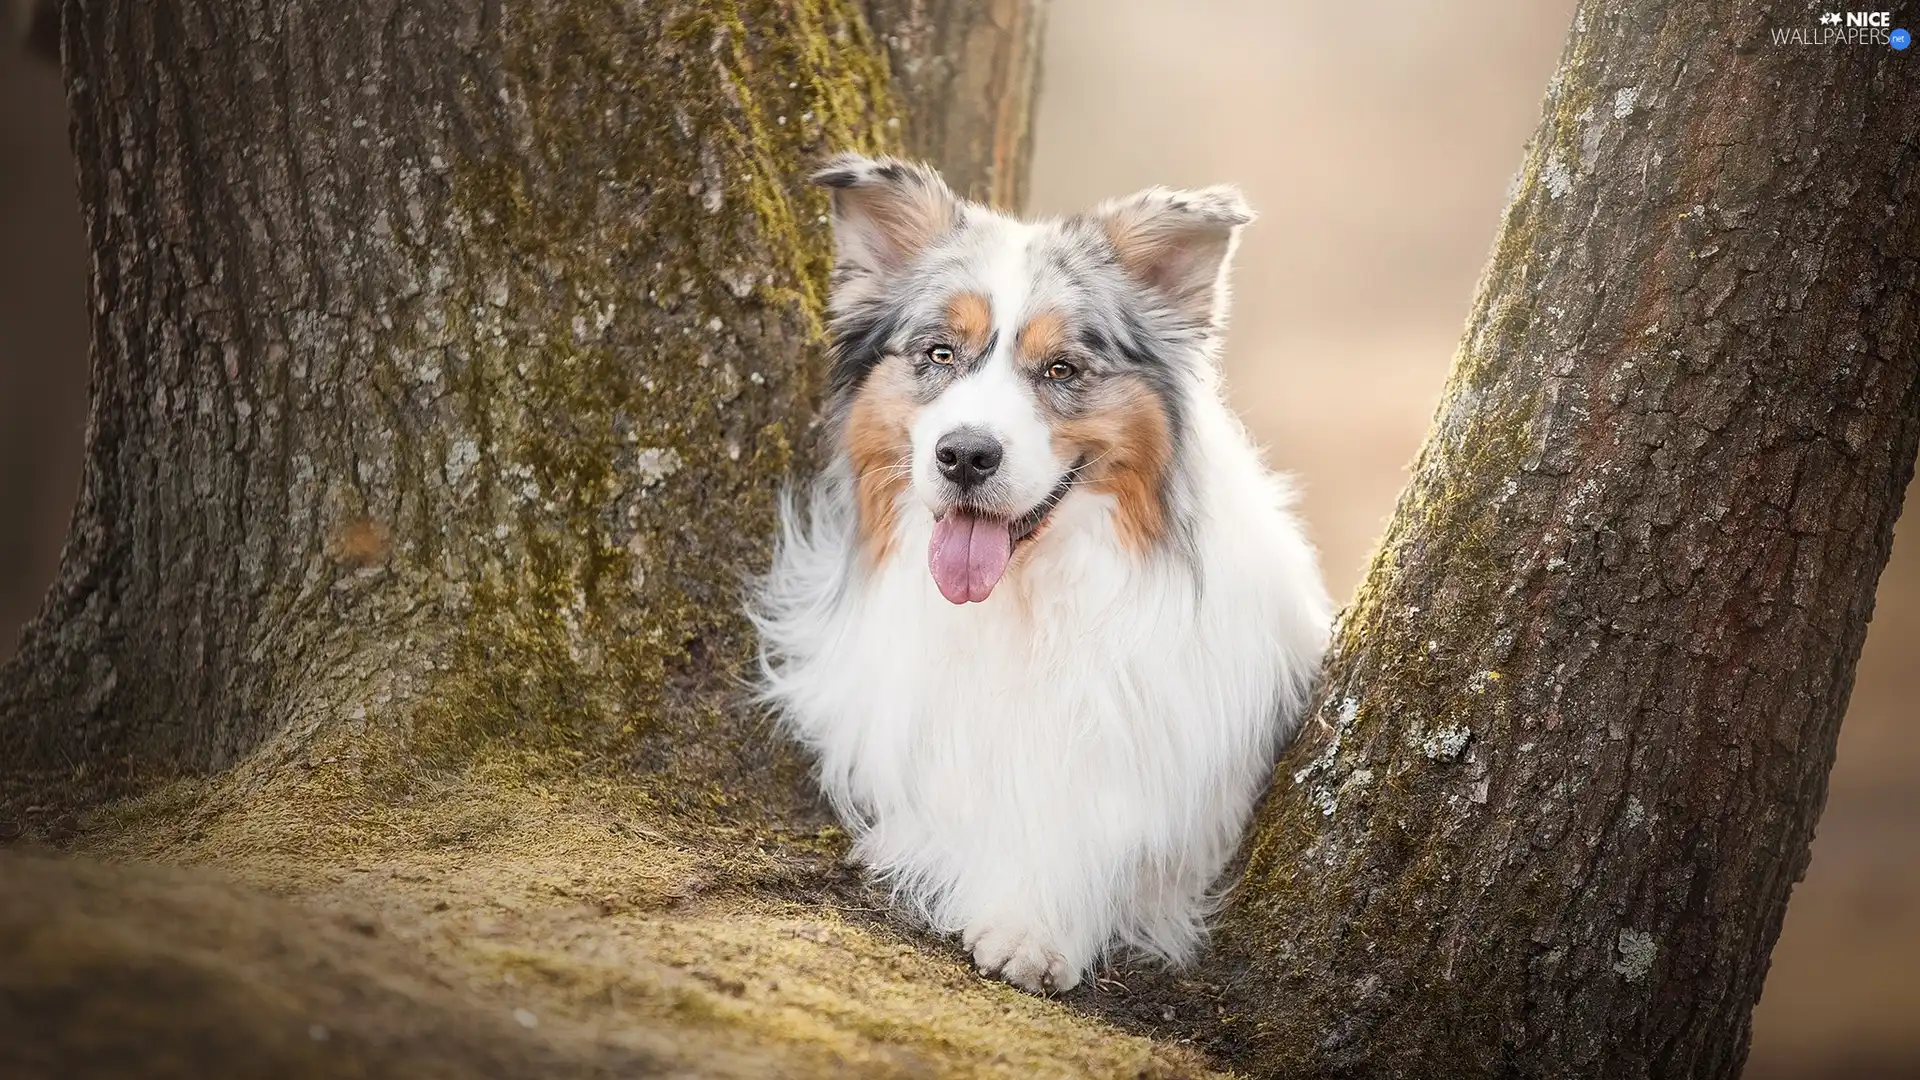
[750,153,1332,993]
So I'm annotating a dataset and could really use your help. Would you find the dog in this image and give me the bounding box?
[749,153,1332,993]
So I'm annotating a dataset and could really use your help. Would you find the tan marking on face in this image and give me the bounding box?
[1053,377,1174,554]
[946,291,993,354]
[1015,310,1068,371]
[843,356,918,564]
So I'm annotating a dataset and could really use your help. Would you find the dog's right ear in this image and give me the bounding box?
[811,153,960,279]
[1090,185,1254,330]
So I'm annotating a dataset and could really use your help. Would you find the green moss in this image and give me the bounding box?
[43,735,1231,1080]
[376,0,906,799]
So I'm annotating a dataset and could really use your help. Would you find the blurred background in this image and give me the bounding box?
[1,2,1913,1075]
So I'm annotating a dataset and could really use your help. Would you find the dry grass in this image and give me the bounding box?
[2,728,1226,1079]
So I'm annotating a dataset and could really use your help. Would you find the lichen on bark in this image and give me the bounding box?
[376,0,906,803]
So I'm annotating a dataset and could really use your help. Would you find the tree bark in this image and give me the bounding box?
[0,0,1036,803]
[856,0,1044,209]
[1208,4,1920,1078]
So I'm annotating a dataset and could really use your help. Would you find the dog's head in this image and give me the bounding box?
[813,153,1250,605]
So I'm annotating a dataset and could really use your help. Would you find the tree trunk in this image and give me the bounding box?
[7,3,1270,1078]
[856,0,1044,209]
[0,0,1032,802]
[1207,4,1920,1078]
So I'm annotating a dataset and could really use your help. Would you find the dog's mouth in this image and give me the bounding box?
[927,467,1078,606]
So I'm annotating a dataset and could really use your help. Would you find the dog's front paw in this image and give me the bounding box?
[963,921,1082,994]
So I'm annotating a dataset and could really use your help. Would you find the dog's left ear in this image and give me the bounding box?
[1091,186,1253,328]
[811,153,960,282]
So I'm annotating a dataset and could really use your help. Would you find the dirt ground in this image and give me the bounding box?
[2,738,1224,1079]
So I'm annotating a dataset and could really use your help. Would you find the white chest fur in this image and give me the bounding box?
[752,406,1331,992]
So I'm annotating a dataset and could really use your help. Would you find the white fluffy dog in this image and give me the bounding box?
[750,154,1331,993]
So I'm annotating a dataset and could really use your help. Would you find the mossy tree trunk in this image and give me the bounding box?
[0,0,1038,808]
[1207,4,1920,1078]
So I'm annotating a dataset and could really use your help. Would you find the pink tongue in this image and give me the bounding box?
[928,513,1014,604]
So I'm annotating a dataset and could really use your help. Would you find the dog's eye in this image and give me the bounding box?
[1043,360,1079,381]
[927,345,956,366]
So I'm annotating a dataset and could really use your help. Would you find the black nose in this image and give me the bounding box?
[935,429,1003,490]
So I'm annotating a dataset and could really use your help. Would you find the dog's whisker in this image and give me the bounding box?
[857,461,915,483]
[1077,448,1116,471]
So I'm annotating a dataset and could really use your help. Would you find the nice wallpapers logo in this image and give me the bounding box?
[1771,10,1911,48]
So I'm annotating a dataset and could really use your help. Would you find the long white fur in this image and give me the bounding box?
[751,175,1332,994]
